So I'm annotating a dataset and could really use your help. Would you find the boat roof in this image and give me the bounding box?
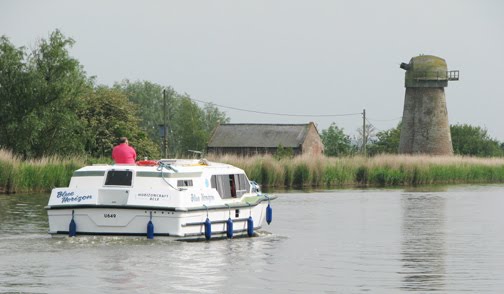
[76,159,243,174]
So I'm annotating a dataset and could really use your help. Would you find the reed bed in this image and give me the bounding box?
[0,149,84,194]
[210,154,504,188]
[2,149,504,193]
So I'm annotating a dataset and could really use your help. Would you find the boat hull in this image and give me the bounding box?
[47,202,269,239]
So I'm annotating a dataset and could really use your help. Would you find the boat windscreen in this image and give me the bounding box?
[105,170,133,186]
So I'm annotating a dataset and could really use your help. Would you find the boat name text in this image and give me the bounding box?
[191,193,215,202]
[57,191,93,203]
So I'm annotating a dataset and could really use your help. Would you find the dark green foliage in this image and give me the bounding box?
[368,123,401,155]
[0,30,91,158]
[1,31,227,160]
[320,123,352,156]
[171,96,207,156]
[355,166,368,185]
[367,166,405,186]
[274,144,294,160]
[115,81,230,157]
[113,80,165,142]
[293,164,310,187]
[79,86,159,159]
[451,124,503,157]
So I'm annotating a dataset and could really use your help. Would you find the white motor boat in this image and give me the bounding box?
[46,159,275,240]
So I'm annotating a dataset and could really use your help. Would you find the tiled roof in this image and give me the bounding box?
[207,124,312,148]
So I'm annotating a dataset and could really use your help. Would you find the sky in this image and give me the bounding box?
[1,0,504,140]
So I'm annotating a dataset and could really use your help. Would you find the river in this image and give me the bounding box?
[1,185,504,293]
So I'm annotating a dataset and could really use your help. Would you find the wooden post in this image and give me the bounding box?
[163,89,167,158]
[362,109,366,157]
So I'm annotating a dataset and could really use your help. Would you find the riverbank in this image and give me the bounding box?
[0,149,84,194]
[211,154,504,188]
[2,149,504,193]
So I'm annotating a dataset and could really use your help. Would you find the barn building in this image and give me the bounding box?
[207,122,324,156]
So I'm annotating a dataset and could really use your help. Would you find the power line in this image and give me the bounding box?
[367,116,402,122]
[189,97,363,118]
[366,116,403,133]
[365,117,382,133]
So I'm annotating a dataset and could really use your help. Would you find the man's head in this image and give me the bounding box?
[119,137,128,144]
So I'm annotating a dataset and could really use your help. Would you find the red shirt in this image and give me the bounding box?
[112,143,137,164]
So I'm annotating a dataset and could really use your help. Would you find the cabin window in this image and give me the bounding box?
[177,180,193,187]
[211,174,250,198]
[236,174,250,196]
[104,170,133,186]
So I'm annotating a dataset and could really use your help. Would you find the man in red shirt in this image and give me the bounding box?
[112,137,137,164]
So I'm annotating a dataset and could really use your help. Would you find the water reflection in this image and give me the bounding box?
[403,185,449,193]
[400,193,446,291]
[3,188,504,293]
[0,193,48,235]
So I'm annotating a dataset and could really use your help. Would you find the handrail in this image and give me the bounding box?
[408,70,459,81]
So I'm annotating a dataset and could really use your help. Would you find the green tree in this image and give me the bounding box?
[171,96,208,156]
[115,81,229,157]
[203,102,230,134]
[320,123,352,156]
[0,30,91,158]
[79,86,159,158]
[368,123,401,155]
[274,144,294,160]
[451,124,503,157]
[1,31,224,160]
[114,80,166,141]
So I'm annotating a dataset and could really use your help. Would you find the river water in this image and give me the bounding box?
[1,185,504,293]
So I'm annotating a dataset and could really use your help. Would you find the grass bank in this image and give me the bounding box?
[2,150,504,193]
[0,149,84,194]
[211,154,504,188]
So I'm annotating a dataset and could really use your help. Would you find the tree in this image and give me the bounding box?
[114,80,230,156]
[368,123,401,155]
[450,124,503,157]
[114,80,165,141]
[0,30,91,157]
[79,86,159,158]
[354,123,377,155]
[274,144,294,160]
[203,102,230,134]
[115,81,230,157]
[320,123,352,156]
[0,31,229,160]
[171,96,208,156]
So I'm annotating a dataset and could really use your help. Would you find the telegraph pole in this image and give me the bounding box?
[163,89,167,158]
[362,109,367,157]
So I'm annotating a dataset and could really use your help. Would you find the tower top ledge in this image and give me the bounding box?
[400,55,459,88]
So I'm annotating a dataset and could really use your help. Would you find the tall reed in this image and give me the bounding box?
[0,149,19,193]
[211,153,504,188]
[0,149,85,193]
[3,150,504,193]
